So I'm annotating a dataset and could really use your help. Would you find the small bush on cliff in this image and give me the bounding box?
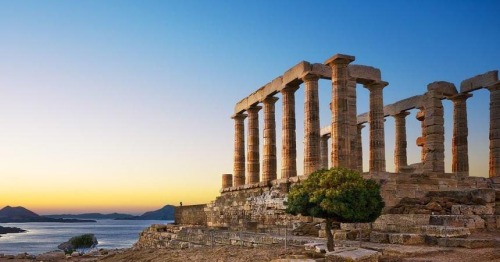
[286,167,384,251]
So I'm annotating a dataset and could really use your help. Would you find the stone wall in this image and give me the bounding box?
[175,204,207,226]
[203,172,495,229]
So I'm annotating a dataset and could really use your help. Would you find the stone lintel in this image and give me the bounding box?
[460,70,498,93]
[357,112,369,124]
[234,76,282,114]
[324,53,355,66]
[487,81,500,92]
[349,64,382,84]
[427,81,458,98]
[385,95,423,116]
[281,61,311,88]
[320,126,332,137]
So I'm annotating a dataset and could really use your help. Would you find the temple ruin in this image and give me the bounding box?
[164,53,500,250]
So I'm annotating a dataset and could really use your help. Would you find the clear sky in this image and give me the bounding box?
[0,0,499,214]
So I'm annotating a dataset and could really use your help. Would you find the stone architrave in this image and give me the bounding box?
[364,81,388,172]
[394,111,410,172]
[262,96,279,182]
[246,105,262,184]
[451,93,472,175]
[281,85,299,178]
[423,90,445,173]
[320,135,330,170]
[303,74,321,175]
[232,113,247,186]
[356,124,365,172]
[488,82,500,177]
[324,54,356,169]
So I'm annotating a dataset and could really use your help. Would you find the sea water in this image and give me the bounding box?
[0,219,171,255]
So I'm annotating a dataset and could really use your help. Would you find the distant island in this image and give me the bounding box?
[0,206,96,223]
[0,225,26,237]
[47,205,175,220]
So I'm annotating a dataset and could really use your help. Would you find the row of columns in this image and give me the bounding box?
[232,54,392,187]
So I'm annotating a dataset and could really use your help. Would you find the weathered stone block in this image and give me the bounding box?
[325,247,379,262]
[427,81,458,97]
[429,215,485,229]
[388,233,426,245]
[460,70,499,93]
[417,225,470,238]
[369,232,389,243]
[451,205,494,215]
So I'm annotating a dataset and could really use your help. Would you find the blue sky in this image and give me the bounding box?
[0,0,499,213]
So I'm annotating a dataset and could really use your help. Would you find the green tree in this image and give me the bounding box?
[286,168,384,251]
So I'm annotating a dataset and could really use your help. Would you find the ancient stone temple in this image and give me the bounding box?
[176,53,500,238]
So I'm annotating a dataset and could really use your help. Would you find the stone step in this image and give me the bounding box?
[429,215,485,229]
[436,237,500,249]
[370,231,427,245]
[416,225,470,238]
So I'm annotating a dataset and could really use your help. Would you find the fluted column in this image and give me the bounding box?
[246,105,262,184]
[423,90,445,174]
[262,96,279,182]
[281,85,299,178]
[303,74,321,175]
[488,83,500,178]
[324,54,355,169]
[320,135,330,169]
[232,113,247,186]
[393,111,410,172]
[356,124,365,172]
[450,93,472,175]
[364,81,388,172]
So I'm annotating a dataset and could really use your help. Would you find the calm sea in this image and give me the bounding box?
[0,219,172,255]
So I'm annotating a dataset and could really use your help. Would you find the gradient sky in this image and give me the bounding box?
[0,1,499,214]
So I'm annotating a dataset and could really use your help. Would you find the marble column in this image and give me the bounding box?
[364,81,388,172]
[246,105,262,184]
[451,93,472,175]
[320,135,330,170]
[348,79,358,170]
[222,174,233,188]
[356,124,365,172]
[303,74,321,175]
[281,85,299,178]
[488,83,500,177]
[393,111,410,172]
[423,90,445,174]
[232,113,247,186]
[324,54,355,169]
[262,96,279,182]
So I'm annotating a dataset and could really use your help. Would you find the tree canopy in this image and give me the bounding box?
[286,167,384,223]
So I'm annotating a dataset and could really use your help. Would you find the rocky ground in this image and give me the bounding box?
[0,244,499,262]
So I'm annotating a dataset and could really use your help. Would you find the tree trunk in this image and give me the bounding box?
[325,218,334,251]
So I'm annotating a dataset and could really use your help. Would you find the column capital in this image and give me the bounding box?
[357,123,366,129]
[393,111,411,119]
[324,54,355,66]
[301,73,320,82]
[281,84,300,94]
[231,113,247,120]
[247,105,262,113]
[487,81,500,92]
[364,80,389,91]
[262,96,279,104]
[450,92,473,102]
